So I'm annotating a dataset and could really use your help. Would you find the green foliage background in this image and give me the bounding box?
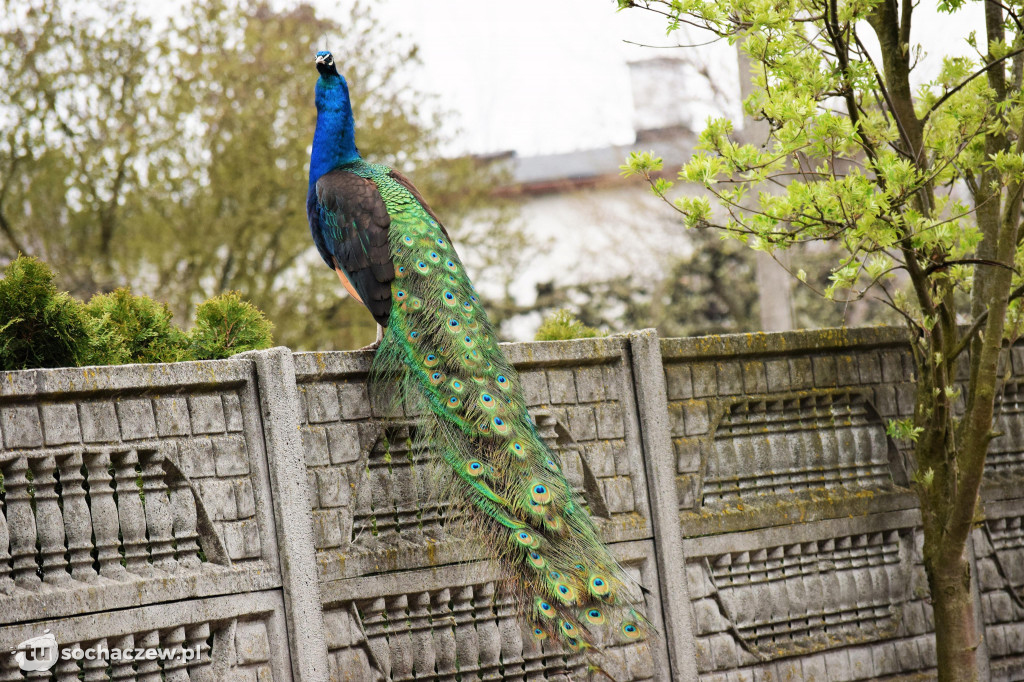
[0,0,518,351]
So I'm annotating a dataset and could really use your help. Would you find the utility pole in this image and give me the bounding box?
[735,46,795,332]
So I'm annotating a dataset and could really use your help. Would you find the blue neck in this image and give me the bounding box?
[309,74,361,187]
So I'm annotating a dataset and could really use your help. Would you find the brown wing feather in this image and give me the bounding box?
[315,169,395,326]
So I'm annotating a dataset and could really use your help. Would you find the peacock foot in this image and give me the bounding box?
[357,338,381,352]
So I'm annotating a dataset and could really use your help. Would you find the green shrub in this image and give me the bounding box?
[189,292,274,360]
[0,256,93,370]
[534,309,601,341]
[84,288,186,365]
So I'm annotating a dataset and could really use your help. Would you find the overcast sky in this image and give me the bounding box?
[347,0,985,156]
[134,0,986,157]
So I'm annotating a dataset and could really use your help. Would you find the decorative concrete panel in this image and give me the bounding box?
[319,540,668,682]
[703,391,897,504]
[0,591,290,681]
[0,360,292,680]
[977,497,1024,682]
[661,330,940,681]
[292,338,653,582]
[294,339,663,679]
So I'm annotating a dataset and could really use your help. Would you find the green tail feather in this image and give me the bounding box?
[361,162,652,652]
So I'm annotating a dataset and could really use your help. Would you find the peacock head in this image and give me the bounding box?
[315,51,339,77]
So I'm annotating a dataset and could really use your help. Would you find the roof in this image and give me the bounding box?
[491,127,697,197]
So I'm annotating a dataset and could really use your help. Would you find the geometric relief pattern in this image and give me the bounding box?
[0,445,224,596]
[976,513,1024,678]
[705,391,897,505]
[0,614,282,682]
[989,381,1024,480]
[350,411,612,549]
[690,529,910,670]
[324,579,655,682]
[0,621,221,681]
[299,351,645,582]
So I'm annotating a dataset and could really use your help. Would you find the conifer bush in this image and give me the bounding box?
[0,256,92,371]
[534,309,601,341]
[188,292,275,360]
[84,288,186,365]
[0,258,275,370]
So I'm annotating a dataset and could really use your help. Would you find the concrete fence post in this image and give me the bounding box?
[627,329,699,679]
[241,347,329,682]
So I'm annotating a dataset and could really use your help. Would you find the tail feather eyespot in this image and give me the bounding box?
[543,514,564,533]
[527,551,546,569]
[509,442,527,459]
[589,575,611,597]
[559,620,577,638]
[514,530,538,549]
[423,354,439,368]
[465,460,486,477]
[553,582,577,604]
[535,598,557,619]
[531,627,548,640]
[530,482,552,505]
[583,608,607,626]
[621,622,642,640]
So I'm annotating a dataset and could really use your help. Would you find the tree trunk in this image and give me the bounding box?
[925,540,980,681]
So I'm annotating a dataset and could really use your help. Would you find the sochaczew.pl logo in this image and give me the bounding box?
[10,630,202,672]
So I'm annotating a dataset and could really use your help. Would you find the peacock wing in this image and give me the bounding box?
[314,168,395,326]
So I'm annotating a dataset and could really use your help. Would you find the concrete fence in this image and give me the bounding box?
[0,327,1023,681]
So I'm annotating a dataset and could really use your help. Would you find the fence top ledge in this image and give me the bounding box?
[0,357,253,401]
[292,336,629,380]
[660,326,910,361]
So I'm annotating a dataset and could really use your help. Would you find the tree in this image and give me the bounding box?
[0,0,518,350]
[620,0,1024,679]
[0,0,169,295]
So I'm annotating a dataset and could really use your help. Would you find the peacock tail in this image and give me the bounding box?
[305,50,651,660]
[341,161,651,653]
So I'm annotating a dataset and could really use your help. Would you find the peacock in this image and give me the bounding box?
[306,50,651,661]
